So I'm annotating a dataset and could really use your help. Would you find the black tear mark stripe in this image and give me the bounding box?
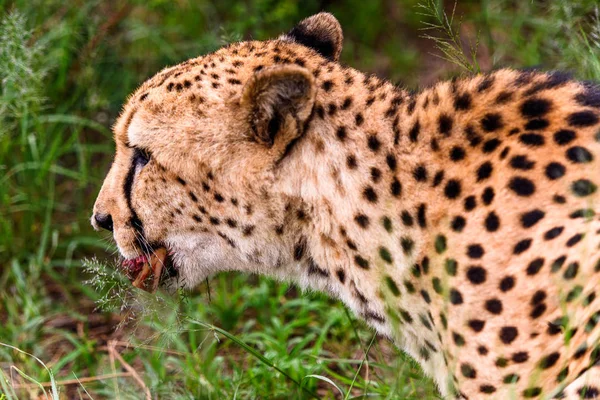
[123,148,146,240]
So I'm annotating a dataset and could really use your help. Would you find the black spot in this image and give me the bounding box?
[519,133,545,147]
[500,276,515,292]
[477,75,495,92]
[449,288,463,304]
[382,216,393,232]
[554,129,576,145]
[566,233,584,247]
[432,277,443,294]
[454,92,472,110]
[481,113,503,132]
[556,367,569,383]
[346,154,358,169]
[481,187,495,205]
[482,138,501,153]
[495,91,514,104]
[391,178,402,197]
[214,193,225,202]
[461,363,476,379]
[469,319,485,332]
[355,113,364,126]
[524,119,549,130]
[476,162,493,182]
[482,210,501,233]
[568,110,599,127]
[452,331,465,346]
[336,269,346,283]
[510,155,535,170]
[385,276,400,296]
[563,262,579,279]
[445,258,457,276]
[485,298,503,314]
[336,126,347,141]
[322,80,334,92]
[451,216,466,232]
[545,162,566,180]
[363,186,378,203]
[467,244,484,259]
[551,255,567,273]
[495,358,508,368]
[521,98,551,118]
[522,387,541,398]
[449,146,466,161]
[370,167,382,183]
[544,226,564,240]
[521,209,545,228]
[538,352,560,369]
[499,326,518,344]
[413,165,428,182]
[512,352,529,363]
[401,210,414,226]
[553,194,566,204]
[508,176,535,196]
[421,289,431,303]
[432,170,445,187]
[354,255,370,269]
[503,374,520,384]
[367,135,381,152]
[386,154,397,171]
[571,179,597,197]
[529,303,547,319]
[464,196,477,211]
[435,235,447,254]
[566,146,594,163]
[467,266,487,284]
[417,204,427,228]
[513,238,532,255]
[342,97,352,110]
[409,120,420,142]
[438,114,453,136]
[355,214,370,228]
[570,208,595,219]
[526,258,544,275]
[444,179,461,199]
[401,237,415,255]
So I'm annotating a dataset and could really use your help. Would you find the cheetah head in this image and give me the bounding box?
[92,13,344,291]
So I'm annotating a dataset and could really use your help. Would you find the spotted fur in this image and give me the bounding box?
[92,13,600,399]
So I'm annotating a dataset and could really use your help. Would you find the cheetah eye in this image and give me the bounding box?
[132,147,151,170]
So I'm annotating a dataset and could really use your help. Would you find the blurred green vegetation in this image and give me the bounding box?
[0,0,599,398]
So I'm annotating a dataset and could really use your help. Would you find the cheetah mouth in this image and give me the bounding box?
[121,247,177,292]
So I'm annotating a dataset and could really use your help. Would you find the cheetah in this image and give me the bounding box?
[92,13,600,398]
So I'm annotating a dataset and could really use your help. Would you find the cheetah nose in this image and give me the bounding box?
[93,213,114,232]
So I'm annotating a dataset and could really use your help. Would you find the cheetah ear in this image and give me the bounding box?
[241,65,316,148]
[281,12,343,62]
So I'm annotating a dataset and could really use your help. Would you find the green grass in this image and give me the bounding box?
[1,0,599,398]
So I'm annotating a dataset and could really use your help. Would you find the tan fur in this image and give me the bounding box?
[93,13,600,398]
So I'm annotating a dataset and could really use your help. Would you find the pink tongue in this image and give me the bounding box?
[122,255,147,276]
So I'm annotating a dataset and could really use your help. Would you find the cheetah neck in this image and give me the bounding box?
[272,76,451,391]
